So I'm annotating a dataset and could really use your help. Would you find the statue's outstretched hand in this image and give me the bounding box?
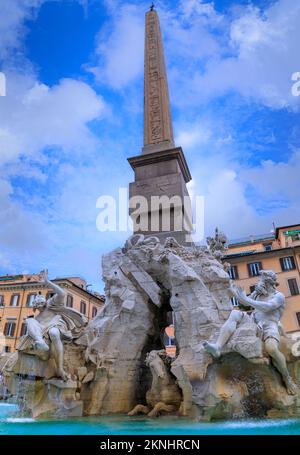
[229,284,246,302]
[38,269,49,283]
[229,283,238,298]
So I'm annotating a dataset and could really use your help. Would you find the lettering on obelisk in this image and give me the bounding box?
[148,16,162,142]
[144,10,174,151]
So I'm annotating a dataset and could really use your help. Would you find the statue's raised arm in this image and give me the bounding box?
[39,269,66,307]
[230,284,284,313]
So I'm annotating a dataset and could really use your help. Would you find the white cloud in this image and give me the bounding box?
[0,0,44,60]
[175,122,211,148]
[189,146,300,240]
[0,177,47,257]
[88,3,144,89]
[172,0,300,109]
[0,74,107,165]
[92,0,300,110]
[204,169,258,237]
[180,0,222,22]
[241,150,300,204]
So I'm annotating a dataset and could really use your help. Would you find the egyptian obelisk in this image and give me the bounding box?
[128,6,192,244]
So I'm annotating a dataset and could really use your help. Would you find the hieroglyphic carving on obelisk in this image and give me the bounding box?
[143,9,175,154]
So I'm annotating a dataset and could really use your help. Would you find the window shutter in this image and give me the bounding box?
[247,262,262,277]
[247,263,252,276]
[3,323,8,336]
[288,279,299,296]
[290,256,296,269]
[233,265,239,280]
[11,323,16,337]
[20,323,28,336]
[279,257,284,271]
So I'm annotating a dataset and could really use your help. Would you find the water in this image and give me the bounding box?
[0,403,300,435]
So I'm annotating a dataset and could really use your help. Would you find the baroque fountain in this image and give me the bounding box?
[1,7,299,428]
[1,231,300,421]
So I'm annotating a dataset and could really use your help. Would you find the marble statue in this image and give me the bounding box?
[206,227,228,261]
[128,349,182,417]
[203,270,298,395]
[17,270,87,381]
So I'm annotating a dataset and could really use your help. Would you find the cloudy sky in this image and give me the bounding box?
[0,0,299,290]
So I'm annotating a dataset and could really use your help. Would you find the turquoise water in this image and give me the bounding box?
[0,403,300,435]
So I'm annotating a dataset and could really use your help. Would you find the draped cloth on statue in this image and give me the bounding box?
[17,296,87,351]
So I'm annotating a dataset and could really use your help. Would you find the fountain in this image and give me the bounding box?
[1,231,299,421]
[0,6,299,429]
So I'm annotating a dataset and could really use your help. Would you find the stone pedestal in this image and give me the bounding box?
[128,147,193,244]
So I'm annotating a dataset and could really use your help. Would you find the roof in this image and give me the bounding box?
[0,276,105,303]
[275,224,300,239]
[228,233,274,247]
[224,245,299,260]
[54,278,105,302]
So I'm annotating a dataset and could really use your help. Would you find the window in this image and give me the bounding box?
[247,262,262,277]
[80,301,86,315]
[26,293,36,307]
[249,285,256,294]
[228,265,239,280]
[290,232,300,241]
[4,346,11,353]
[264,243,272,251]
[296,312,300,328]
[0,295,4,307]
[288,278,299,296]
[92,306,97,318]
[230,297,239,307]
[280,256,296,271]
[46,292,54,300]
[10,294,20,307]
[4,321,16,337]
[66,295,73,308]
[20,323,28,336]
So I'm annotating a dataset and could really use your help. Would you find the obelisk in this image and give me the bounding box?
[143,7,174,154]
[128,6,193,244]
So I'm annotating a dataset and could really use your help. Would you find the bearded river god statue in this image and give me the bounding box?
[203,270,298,395]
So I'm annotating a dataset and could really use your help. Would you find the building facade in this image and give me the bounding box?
[225,224,300,333]
[0,274,105,353]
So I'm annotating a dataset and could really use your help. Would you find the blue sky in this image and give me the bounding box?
[0,0,299,291]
